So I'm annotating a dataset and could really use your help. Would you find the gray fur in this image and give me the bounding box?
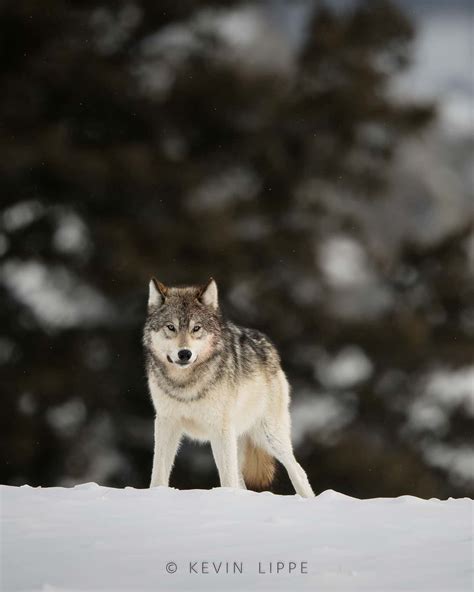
[143,284,280,402]
[144,279,315,497]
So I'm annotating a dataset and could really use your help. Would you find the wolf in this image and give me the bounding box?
[143,277,314,497]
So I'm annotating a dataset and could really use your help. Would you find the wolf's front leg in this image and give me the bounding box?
[150,416,182,488]
[210,427,240,489]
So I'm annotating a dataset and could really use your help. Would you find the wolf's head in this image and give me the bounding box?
[144,278,222,372]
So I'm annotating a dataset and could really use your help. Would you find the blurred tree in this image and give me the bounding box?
[0,0,472,497]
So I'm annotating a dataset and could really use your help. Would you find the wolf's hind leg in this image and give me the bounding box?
[260,424,314,498]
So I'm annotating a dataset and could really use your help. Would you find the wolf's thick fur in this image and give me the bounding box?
[241,440,275,489]
[143,278,314,497]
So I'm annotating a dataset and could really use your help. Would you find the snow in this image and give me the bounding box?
[0,261,111,330]
[291,393,356,446]
[1,484,472,591]
[316,346,373,389]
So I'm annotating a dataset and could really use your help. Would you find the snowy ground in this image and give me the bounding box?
[1,484,472,592]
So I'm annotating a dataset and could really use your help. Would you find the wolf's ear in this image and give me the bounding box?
[199,278,218,309]
[148,277,167,308]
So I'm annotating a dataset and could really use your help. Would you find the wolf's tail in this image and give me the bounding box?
[242,439,276,490]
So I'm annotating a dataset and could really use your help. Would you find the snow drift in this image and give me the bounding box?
[1,484,472,591]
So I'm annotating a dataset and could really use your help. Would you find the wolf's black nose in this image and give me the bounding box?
[178,349,192,361]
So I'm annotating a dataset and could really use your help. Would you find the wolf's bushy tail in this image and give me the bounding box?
[242,439,275,490]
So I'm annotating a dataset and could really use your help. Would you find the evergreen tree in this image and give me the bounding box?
[1,0,471,497]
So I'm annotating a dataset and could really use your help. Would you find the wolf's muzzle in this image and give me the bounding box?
[178,349,192,362]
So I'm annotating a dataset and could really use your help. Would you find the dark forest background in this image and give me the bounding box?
[1,0,473,498]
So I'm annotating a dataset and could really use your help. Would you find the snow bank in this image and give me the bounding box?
[1,484,472,591]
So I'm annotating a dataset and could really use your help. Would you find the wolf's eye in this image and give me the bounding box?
[192,325,201,333]
[166,324,176,332]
